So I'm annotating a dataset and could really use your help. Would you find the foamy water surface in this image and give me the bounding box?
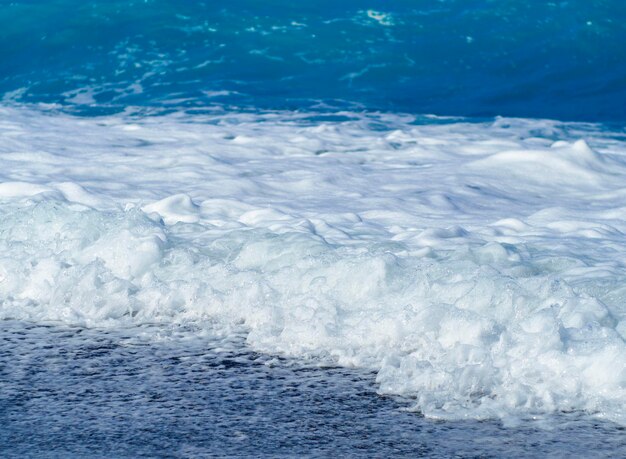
[1,106,625,432]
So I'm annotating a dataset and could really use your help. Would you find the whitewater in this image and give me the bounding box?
[1,104,624,429]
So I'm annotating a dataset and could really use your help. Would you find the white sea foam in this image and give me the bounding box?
[0,106,624,424]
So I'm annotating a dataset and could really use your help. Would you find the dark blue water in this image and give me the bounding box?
[2,321,625,458]
[2,0,625,121]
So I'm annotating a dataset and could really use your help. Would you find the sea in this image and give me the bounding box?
[0,1,625,457]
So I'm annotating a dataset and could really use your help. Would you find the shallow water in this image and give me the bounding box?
[1,320,624,458]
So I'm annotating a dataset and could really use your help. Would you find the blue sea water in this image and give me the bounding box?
[1,0,626,121]
[1,1,626,457]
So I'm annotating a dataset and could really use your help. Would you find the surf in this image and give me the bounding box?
[0,106,624,425]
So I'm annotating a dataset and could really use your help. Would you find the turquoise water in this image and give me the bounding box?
[2,0,625,120]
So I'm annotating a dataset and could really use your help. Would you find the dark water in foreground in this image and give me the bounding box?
[1,321,624,458]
